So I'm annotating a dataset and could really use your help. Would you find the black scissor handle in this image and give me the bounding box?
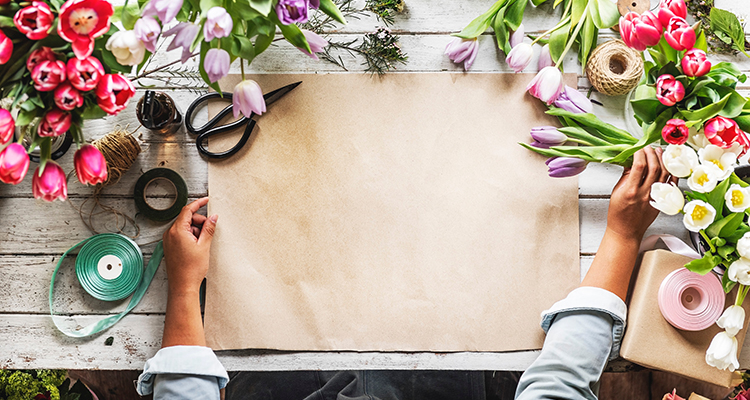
[196,118,257,159]
[184,92,249,136]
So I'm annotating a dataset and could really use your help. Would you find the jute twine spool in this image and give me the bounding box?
[586,40,644,96]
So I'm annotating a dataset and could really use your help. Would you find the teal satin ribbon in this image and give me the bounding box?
[49,233,164,338]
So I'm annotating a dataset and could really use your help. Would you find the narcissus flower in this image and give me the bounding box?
[0,109,14,145]
[650,182,684,215]
[38,109,72,137]
[233,80,266,118]
[705,331,739,371]
[14,1,54,40]
[445,37,479,71]
[67,56,105,91]
[681,48,711,78]
[96,74,136,115]
[656,74,684,106]
[0,30,12,65]
[74,144,108,185]
[54,82,84,111]
[31,60,66,92]
[0,143,29,185]
[32,162,67,202]
[58,0,114,59]
[682,199,716,232]
[527,66,564,105]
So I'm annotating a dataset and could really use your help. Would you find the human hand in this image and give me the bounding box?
[162,197,218,295]
[607,146,676,242]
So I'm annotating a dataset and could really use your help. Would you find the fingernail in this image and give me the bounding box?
[210,214,218,223]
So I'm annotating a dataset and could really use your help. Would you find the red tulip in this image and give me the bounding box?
[0,143,29,185]
[57,0,114,59]
[0,109,15,145]
[54,82,84,111]
[32,162,67,201]
[74,144,107,185]
[31,60,66,92]
[662,119,689,145]
[0,0,11,5]
[656,74,684,106]
[704,116,749,150]
[619,11,662,51]
[96,74,135,116]
[67,56,105,91]
[681,48,711,77]
[13,1,54,40]
[658,0,687,27]
[37,109,72,137]
[0,29,12,65]
[27,47,56,72]
[664,17,696,51]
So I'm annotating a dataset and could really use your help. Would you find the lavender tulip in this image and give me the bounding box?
[445,37,479,71]
[509,24,525,48]
[547,157,588,178]
[299,29,328,60]
[276,0,310,25]
[165,22,200,63]
[506,43,532,73]
[233,80,266,118]
[141,0,183,25]
[310,0,320,8]
[204,48,230,83]
[538,44,553,69]
[527,66,564,105]
[134,17,161,53]
[530,126,567,146]
[554,86,593,113]
[204,7,233,42]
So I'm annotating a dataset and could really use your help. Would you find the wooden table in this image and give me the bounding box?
[4,0,750,371]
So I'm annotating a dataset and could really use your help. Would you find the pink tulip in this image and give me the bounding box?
[27,47,56,72]
[538,44,554,69]
[134,17,161,53]
[203,7,233,42]
[32,162,67,202]
[681,48,711,77]
[656,74,684,106]
[14,1,54,40]
[704,116,749,149]
[510,24,525,48]
[0,29,12,65]
[67,56,105,91]
[203,48,230,83]
[445,37,479,71]
[141,0,184,25]
[506,43,533,73]
[74,144,107,185]
[232,80,266,119]
[619,11,662,51]
[31,60,66,92]
[57,0,114,59]
[38,109,72,137]
[527,66,564,105]
[0,109,15,145]
[658,0,687,27]
[54,82,84,111]
[662,119,689,145]
[664,17,695,51]
[96,74,136,115]
[299,29,328,60]
[164,22,200,63]
[0,143,30,185]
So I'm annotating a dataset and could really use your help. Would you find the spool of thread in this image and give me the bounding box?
[586,40,644,96]
[136,91,183,135]
[658,268,725,331]
[92,129,142,186]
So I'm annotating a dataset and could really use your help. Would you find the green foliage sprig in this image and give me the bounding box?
[365,0,404,26]
[323,27,407,75]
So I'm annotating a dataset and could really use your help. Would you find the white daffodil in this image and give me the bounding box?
[650,182,684,215]
[663,144,699,178]
[687,165,719,193]
[682,200,716,232]
[706,331,739,371]
[728,258,750,285]
[737,232,750,259]
[699,144,737,180]
[717,305,746,336]
[725,184,750,213]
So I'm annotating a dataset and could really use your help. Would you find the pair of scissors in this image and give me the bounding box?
[185,81,302,159]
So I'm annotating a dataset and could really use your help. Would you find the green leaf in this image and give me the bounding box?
[718,90,748,119]
[736,114,750,134]
[685,252,723,275]
[81,104,108,120]
[589,0,619,29]
[234,35,256,61]
[722,268,738,293]
[39,137,51,173]
[730,172,750,188]
[680,92,732,122]
[707,213,742,239]
[200,0,222,12]
[318,0,347,24]
[503,0,526,31]
[549,20,570,63]
[492,7,511,54]
[16,108,38,126]
[114,1,140,30]
[0,16,14,28]
[710,8,746,53]
[707,176,732,220]
[606,110,671,165]
[234,1,262,20]
[558,126,612,146]
[454,0,505,39]
[579,14,595,68]
[547,108,638,144]
[695,30,708,53]
[718,245,734,260]
[249,0,272,16]
[571,0,586,26]
[271,12,311,53]
[254,33,274,54]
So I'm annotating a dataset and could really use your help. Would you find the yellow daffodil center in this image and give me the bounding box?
[696,173,710,186]
[732,190,744,207]
[692,205,708,221]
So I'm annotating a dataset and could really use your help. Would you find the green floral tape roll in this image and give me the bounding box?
[133,168,188,221]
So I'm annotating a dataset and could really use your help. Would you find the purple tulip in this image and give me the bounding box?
[276,0,310,25]
[554,86,593,114]
[165,22,200,63]
[445,37,479,71]
[204,48,230,83]
[547,157,588,178]
[233,80,266,118]
[509,24,525,48]
[538,44,553,69]
[530,126,567,146]
[204,7,233,42]
[134,17,161,53]
[141,0,183,25]
[310,0,320,8]
[506,43,533,73]
[299,29,328,60]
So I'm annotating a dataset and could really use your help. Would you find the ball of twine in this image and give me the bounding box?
[586,39,644,96]
[92,128,141,186]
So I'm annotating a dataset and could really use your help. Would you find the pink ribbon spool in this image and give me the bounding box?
[657,267,725,331]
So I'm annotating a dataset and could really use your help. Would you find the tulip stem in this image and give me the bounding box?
[530,15,571,47]
[736,285,749,306]
[556,4,587,70]
[241,59,245,81]
[700,230,716,253]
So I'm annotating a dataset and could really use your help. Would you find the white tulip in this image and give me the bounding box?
[106,30,146,66]
[687,128,710,150]
[682,200,716,232]
[687,165,719,193]
[699,144,736,181]
[705,331,739,371]
[650,182,684,215]
[737,232,750,259]
[717,305,746,336]
[728,258,750,285]
[663,144,699,178]
[725,184,750,213]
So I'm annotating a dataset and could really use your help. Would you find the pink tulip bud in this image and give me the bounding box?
[67,56,105,91]
[32,162,67,202]
[445,37,479,71]
[74,144,107,185]
[662,119,689,145]
[141,0,184,25]
[54,82,84,111]
[619,11,662,51]
[664,17,695,51]
[0,109,15,145]
[656,74,684,106]
[27,47,56,72]
[164,22,200,63]
[526,66,564,105]
[38,109,72,138]
[233,80,266,119]
[299,29,328,60]
[530,126,567,146]
[704,116,750,150]
[547,157,588,178]
[0,29,12,65]
[203,48,230,83]
[506,43,533,73]
[538,44,554,69]
[0,143,29,185]
[203,7,233,42]
[134,17,161,53]
[510,24,525,48]
[13,1,54,40]
[658,0,687,27]
[31,60,66,92]
[681,48,711,77]
[95,74,136,115]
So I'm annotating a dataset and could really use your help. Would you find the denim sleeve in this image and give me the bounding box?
[136,345,229,399]
[514,286,627,400]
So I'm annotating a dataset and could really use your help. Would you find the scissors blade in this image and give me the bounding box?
[263,81,302,107]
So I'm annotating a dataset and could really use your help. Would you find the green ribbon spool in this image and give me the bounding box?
[50,233,164,338]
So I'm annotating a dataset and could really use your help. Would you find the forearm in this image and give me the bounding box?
[162,288,205,348]
[581,227,641,301]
